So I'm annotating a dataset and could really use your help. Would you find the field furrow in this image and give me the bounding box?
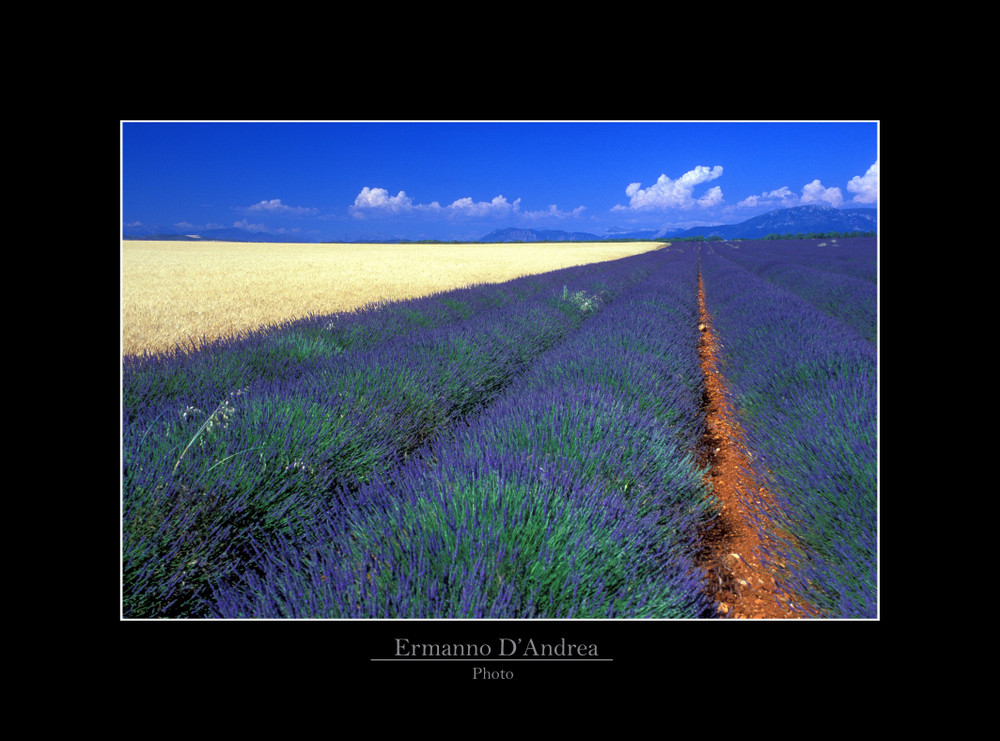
[698,242,877,618]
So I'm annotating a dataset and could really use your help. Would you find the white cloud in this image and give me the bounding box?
[737,168,875,211]
[847,160,879,203]
[737,186,797,209]
[800,179,844,207]
[245,198,318,215]
[350,187,582,222]
[697,186,724,208]
[445,194,520,218]
[521,203,586,220]
[614,165,724,211]
[739,179,846,210]
[350,187,415,215]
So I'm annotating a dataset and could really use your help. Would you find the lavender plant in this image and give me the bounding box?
[123,251,664,617]
[699,244,877,618]
[211,246,717,619]
[712,239,877,344]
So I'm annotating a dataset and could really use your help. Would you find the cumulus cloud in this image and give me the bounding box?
[737,186,797,209]
[614,165,724,211]
[738,177,853,210]
[445,194,520,218]
[697,186,724,208]
[800,179,844,207]
[847,160,879,203]
[521,203,586,220]
[350,187,415,214]
[350,187,582,221]
[245,198,318,215]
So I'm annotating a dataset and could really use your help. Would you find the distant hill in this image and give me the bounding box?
[479,228,605,242]
[124,205,877,244]
[600,229,663,241]
[665,205,877,240]
[480,206,876,243]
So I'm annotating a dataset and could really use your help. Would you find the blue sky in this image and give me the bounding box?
[121,120,879,242]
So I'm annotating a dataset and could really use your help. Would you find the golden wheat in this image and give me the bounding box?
[121,240,666,356]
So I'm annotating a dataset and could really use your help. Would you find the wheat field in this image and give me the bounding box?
[121,240,666,356]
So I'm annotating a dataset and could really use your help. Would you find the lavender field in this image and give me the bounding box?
[700,239,878,618]
[121,239,878,619]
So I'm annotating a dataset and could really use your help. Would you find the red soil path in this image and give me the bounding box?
[696,267,816,619]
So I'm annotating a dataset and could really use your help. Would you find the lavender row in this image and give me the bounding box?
[122,258,653,422]
[710,239,877,344]
[122,251,664,618]
[699,248,877,618]
[211,246,715,618]
[726,238,877,283]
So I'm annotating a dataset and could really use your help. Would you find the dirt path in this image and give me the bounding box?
[696,264,816,619]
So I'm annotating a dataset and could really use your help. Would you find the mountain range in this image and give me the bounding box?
[665,205,877,240]
[481,206,877,242]
[123,205,877,244]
